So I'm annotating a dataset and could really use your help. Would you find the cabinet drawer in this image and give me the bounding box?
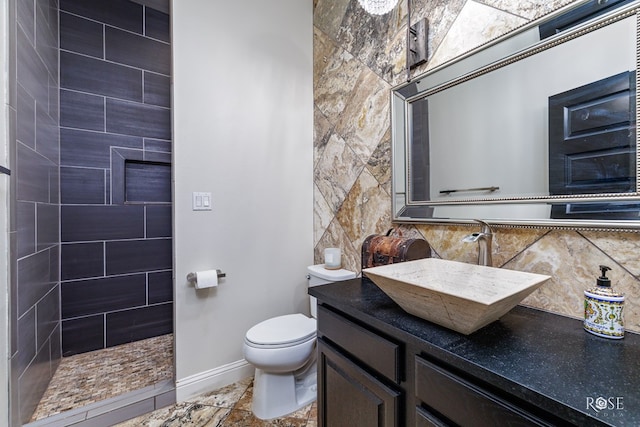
[318,305,401,383]
[415,357,551,427]
[415,406,448,427]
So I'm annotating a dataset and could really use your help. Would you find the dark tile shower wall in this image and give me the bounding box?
[8,0,61,423]
[59,0,173,357]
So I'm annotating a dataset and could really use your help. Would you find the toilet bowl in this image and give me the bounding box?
[242,264,356,420]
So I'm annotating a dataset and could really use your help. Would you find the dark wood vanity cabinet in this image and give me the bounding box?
[312,279,640,427]
[316,304,557,427]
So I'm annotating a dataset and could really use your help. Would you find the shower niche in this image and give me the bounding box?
[112,148,172,205]
[125,160,172,203]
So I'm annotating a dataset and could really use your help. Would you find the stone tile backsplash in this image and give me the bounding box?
[312,0,640,333]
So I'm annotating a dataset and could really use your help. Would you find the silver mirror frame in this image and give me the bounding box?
[391,0,640,230]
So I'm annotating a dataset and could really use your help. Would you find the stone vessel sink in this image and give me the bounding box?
[363,258,551,335]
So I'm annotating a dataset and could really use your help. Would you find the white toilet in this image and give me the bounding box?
[243,264,356,420]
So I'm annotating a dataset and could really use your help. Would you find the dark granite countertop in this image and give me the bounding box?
[309,278,640,426]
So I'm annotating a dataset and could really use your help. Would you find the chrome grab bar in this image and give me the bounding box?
[440,186,499,195]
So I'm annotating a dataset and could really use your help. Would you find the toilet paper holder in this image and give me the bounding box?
[186,269,226,284]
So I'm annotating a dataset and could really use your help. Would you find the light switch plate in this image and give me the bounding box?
[192,192,212,211]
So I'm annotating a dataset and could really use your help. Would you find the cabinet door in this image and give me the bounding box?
[548,71,638,219]
[318,338,400,427]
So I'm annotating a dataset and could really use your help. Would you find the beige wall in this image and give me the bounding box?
[313,0,640,333]
[173,0,313,399]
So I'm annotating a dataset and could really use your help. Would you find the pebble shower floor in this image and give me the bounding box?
[29,333,318,426]
[31,334,174,422]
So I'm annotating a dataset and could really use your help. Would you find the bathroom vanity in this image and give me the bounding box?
[309,279,640,426]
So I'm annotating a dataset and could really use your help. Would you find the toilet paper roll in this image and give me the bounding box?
[194,269,219,289]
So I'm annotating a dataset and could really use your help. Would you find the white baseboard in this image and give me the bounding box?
[175,359,254,402]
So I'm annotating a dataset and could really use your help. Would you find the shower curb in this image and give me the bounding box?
[24,379,176,427]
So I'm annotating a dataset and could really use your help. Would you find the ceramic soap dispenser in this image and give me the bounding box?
[584,265,624,339]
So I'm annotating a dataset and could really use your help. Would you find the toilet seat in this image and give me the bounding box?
[245,313,316,348]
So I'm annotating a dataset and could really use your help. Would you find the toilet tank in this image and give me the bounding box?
[307,264,356,318]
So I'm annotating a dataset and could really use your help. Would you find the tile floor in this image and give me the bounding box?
[117,377,318,427]
[31,334,174,422]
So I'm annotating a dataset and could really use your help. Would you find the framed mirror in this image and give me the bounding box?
[391,0,640,229]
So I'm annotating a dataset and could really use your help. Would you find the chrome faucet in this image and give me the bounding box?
[462,220,493,267]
